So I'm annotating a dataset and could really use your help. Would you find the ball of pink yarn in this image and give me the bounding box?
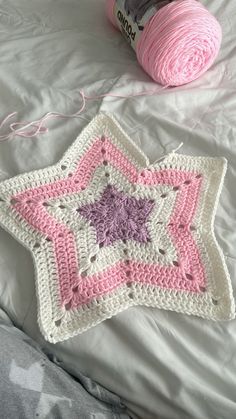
[106,0,222,86]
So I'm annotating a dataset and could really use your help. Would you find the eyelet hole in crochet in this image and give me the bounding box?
[43,202,50,207]
[90,255,97,263]
[101,136,105,142]
[46,237,52,242]
[33,243,40,249]
[72,285,78,293]
[173,186,180,191]
[190,225,196,231]
[65,301,72,310]
[103,160,108,166]
[68,173,73,177]
[200,286,206,292]
[26,199,33,204]
[59,204,66,209]
[81,270,88,278]
[58,233,64,238]
[184,180,191,185]
[105,172,110,178]
[212,298,219,305]
[127,282,132,288]
[179,224,185,229]
[196,174,202,179]
[173,261,179,267]
[161,193,167,199]
[126,270,131,277]
[159,248,166,255]
[186,273,193,280]
[61,165,67,170]
[101,148,106,154]
[99,242,104,248]
[10,198,19,205]
[129,292,134,299]
[55,319,62,327]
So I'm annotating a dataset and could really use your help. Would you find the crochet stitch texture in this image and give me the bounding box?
[0,114,234,343]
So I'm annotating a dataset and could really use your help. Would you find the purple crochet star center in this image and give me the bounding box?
[78,185,155,247]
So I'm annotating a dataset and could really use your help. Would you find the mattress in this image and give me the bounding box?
[0,1,236,418]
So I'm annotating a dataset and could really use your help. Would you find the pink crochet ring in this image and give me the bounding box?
[106,0,222,86]
[0,114,234,343]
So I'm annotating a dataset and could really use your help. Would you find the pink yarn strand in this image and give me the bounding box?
[0,87,169,142]
[0,92,86,143]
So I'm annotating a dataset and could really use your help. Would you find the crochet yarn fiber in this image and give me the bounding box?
[0,114,234,343]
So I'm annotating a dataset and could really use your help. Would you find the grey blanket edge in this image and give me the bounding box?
[0,310,130,419]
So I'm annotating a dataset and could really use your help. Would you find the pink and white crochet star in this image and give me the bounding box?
[0,114,234,343]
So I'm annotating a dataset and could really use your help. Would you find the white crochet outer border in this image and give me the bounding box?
[0,113,235,343]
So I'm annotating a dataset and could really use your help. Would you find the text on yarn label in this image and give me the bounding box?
[114,0,158,51]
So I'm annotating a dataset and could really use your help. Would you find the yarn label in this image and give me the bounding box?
[114,0,159,51]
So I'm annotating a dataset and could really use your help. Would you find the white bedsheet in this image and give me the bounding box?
[0,1,236,418]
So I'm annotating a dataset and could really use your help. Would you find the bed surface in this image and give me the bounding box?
[0,1,236,418]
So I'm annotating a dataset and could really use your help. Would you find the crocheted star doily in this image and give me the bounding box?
[0,114,234,343]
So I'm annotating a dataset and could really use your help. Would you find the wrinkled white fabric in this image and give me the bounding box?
[0,1,235,418]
